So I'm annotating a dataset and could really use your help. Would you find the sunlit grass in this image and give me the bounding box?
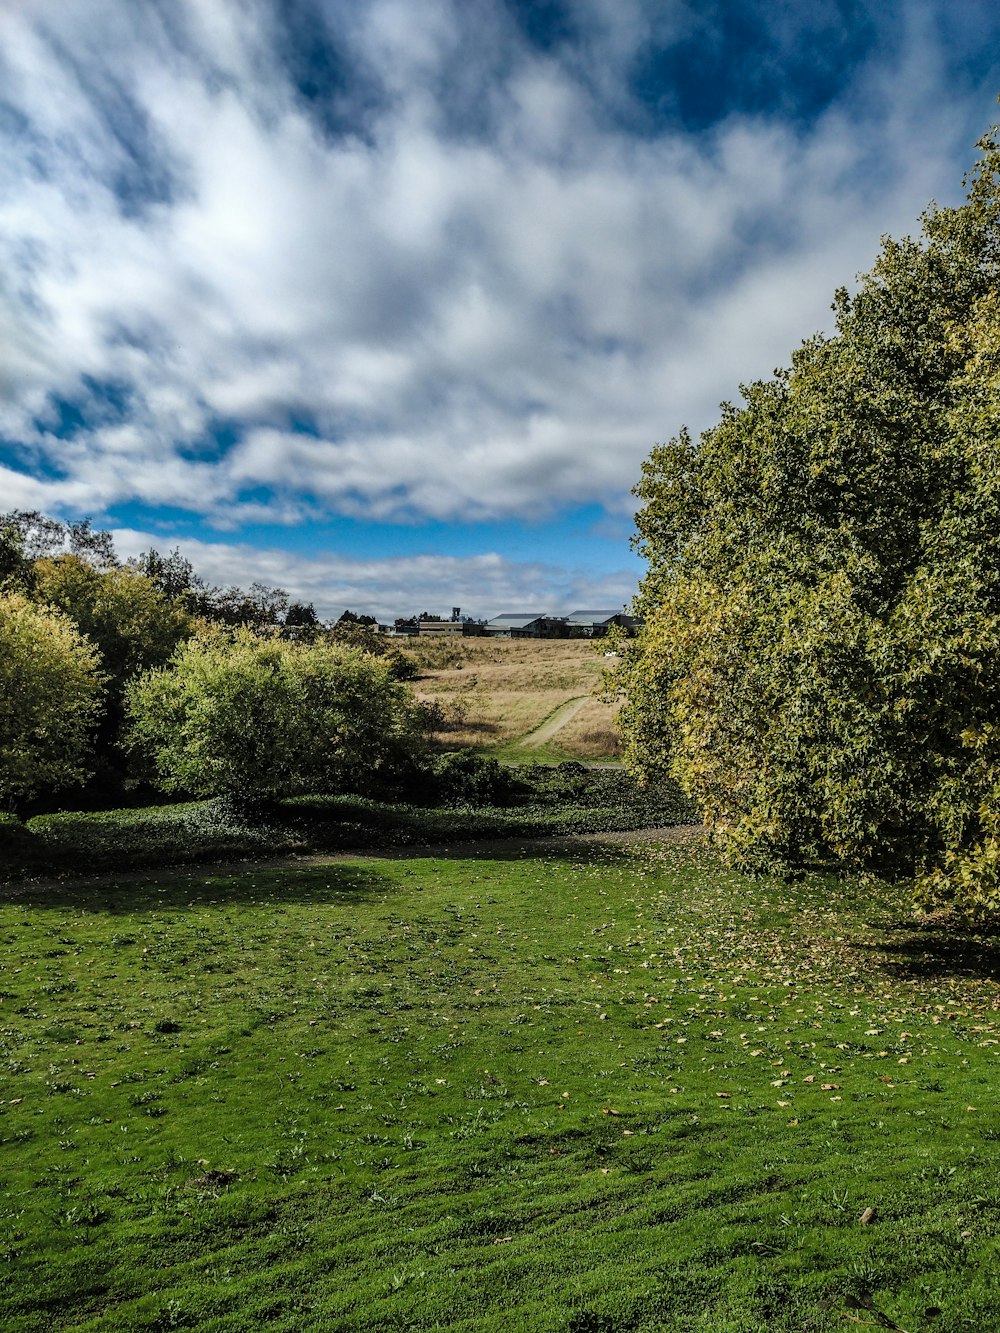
[2,839,998,1329]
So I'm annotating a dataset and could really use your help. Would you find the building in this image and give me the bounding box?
[484,613,565,638]
[564,610,636,637]
[416,619,467,637]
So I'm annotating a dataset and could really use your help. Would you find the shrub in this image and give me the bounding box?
[0,812,34,857]
[427,750,527,805]
[127,629,425,806]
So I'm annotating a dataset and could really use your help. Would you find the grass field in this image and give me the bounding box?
[2,835,999,1330]
[407,639,622,761]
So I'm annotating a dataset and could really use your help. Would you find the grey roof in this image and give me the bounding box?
[565,609,626,624]
[486,613,551,627]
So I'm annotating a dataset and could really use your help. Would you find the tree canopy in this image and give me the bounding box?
[32,555,194,693]
[618,128,1000,915]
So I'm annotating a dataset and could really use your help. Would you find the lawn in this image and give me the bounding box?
[1,836,998,1331]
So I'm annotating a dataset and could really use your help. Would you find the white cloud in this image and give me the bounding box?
[0,0,996,531]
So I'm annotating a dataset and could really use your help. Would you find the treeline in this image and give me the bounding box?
[1,509,338,637]
[0,512,416,815]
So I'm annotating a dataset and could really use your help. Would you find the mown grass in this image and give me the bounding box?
[2,838,998,1330]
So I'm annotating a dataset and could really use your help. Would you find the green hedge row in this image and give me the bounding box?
[0,763,698,882]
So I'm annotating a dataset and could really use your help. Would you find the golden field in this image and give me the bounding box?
[405,636,623,760]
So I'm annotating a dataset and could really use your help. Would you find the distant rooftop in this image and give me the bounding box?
[487,613,551,625]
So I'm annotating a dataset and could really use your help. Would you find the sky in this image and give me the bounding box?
[2,0,999,622]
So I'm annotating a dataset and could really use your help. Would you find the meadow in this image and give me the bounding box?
[406,638,622,761]
[2,832,998,1331]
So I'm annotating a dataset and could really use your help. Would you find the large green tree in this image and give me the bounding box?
[32,556,193,692]
[126,630,424,803]
[619,129,1000,915]
[32,555,195,784]
[0,594,104,809]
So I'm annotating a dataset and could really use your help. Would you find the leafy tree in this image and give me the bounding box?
[128,547,210,609]
[126,630,425,804]
[208,581,289,631]
[0,594,104,809]
[0,519,30,590]
[618,127,1000,915]
[32,556,193,692]
[31,556,195,795]
[0,510,117,566]
[283,600,321,641]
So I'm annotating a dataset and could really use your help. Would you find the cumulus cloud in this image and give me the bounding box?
[110,527,636,623]
[0,0,997,533]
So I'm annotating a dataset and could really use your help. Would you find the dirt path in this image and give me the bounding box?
[519,695,590,748]
[0,824,704,899]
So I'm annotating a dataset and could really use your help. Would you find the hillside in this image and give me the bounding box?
[405,637,622,761]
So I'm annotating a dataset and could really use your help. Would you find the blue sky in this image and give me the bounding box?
[2,0,999,620]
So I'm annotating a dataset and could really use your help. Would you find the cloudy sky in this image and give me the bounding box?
[2,1,999,621]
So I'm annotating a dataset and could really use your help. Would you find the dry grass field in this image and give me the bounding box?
[405,637,623,760]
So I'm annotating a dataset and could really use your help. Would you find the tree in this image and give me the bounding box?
[0,511,117,566]
[31,556,195,795]
[0,518,30,590]
[618,127,1000,914]
[32,556,193,692]
[208,581,290,631]
[283,601,321,641]
[128,546,210,608]
[0,594,104,809]
[126,630,425,804]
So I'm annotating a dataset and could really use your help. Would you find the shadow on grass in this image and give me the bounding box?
[0,833,667,914]
[852,921,1000,984]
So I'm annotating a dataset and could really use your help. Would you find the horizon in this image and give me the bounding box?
[2,0,1000,621]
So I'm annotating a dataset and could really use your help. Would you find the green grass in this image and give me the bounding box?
[2,839,999,1330]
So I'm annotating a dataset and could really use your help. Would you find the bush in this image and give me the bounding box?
[127,630,425,806]
[0,812,34,857]
[25,801,298,873]
[427,750,528,805]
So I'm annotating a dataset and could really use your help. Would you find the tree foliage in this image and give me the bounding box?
[0,594,104,808]
[32,556,194,692]
[126,630,425,803]
[618,128,1000,915]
